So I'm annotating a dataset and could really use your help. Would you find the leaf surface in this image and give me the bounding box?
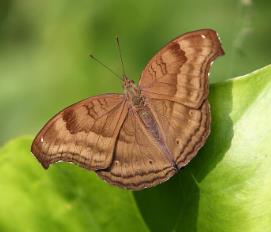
[1,65,271,231]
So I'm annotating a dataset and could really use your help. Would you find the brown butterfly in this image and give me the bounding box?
[31,29,224,190]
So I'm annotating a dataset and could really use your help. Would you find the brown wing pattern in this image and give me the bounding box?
[31,29,224,191]
[31,94,128,170]
[139,29,224,108]
[147,98,210,168]
[97,109,177,190]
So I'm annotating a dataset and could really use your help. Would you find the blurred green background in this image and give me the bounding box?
[0,0,270,144]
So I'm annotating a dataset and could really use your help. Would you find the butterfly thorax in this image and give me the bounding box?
[123,77,144,107]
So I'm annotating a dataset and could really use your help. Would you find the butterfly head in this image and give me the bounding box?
[123,76,142,105]
[123,76,135,88]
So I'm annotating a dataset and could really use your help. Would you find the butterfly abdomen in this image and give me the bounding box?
[136,107,176,167]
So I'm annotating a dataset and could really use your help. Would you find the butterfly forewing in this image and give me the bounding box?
[139,29,224,109]
[31,94,128,170]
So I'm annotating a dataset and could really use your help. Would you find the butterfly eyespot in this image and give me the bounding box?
[176,140,180,145]
[149,160,153,164]
[189,111,194,116]
[115,160,120,165]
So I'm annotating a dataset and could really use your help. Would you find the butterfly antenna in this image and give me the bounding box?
[89,54,122,81]
[116,36,126,80]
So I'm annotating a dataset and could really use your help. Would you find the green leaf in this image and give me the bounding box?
[0,138,148,232]
[1,65,271,231]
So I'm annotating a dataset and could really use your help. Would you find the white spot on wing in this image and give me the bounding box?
[41,137,44,143]
[201,34,206,39]
[216,32,222,42]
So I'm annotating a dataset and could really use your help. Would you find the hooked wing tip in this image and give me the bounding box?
[31,140,50,169]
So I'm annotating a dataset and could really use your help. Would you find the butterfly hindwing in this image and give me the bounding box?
[97,109,177,190]
[147,98,210,168]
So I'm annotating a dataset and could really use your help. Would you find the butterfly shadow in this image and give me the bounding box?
[134,81,234,232]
